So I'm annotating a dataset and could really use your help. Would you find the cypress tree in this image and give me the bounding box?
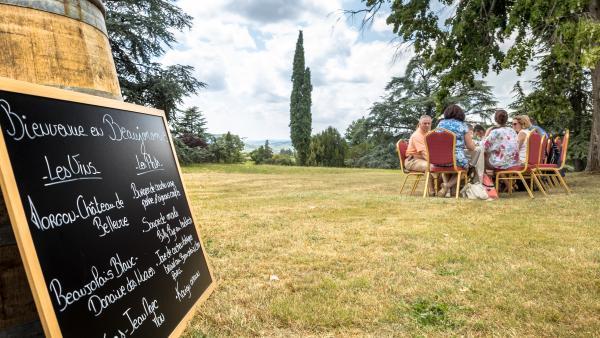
[290,31,312,165]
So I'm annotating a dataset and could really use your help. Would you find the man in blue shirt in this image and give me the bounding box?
[529,117,548,138]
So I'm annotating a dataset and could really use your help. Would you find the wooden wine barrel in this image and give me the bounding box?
[0,0,121,336]
[0,0,120,99]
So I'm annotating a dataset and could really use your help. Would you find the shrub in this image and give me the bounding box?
[307,127,348,167]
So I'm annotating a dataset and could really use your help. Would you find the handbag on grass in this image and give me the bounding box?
[482,174,498,200]
[460,183,489,200]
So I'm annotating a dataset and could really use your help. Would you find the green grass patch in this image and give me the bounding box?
[181,164,600,337]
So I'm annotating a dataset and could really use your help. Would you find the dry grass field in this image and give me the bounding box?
[180,164,600,337]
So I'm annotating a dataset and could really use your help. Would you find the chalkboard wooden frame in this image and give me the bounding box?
[0,76,216,338]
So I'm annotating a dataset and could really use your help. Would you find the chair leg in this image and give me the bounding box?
[540,174,552,192]
[495,173,501,193]
[455,171,461,199]
[410,175,421,195]
[518,173,534,198]
[531,171,547,196]
[554,169,571,194]
[529,173,534,191]
[508,175,513,195]
[550,174,560,188]
[400,175,409,194]
[423,173,430,198]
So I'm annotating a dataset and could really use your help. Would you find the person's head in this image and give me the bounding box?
[473,124,485,138]
[443,104,465,121]
[512,115,532,132]
[417,115,432,133]
[494,109,509,126]
[529,117,538,126]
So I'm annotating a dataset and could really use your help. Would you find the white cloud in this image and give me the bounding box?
[160,0,539,140]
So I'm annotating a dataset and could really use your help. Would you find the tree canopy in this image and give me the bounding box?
[353,0,600,171]
[105,0,206,121]
[344,56,496,168]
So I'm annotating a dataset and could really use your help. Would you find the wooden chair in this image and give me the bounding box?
[533,130,572,194]
[495,131,546,198]
[396,140,427,195]
[424,129,467,198]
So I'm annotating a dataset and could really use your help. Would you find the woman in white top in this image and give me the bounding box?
[512,115,532,164]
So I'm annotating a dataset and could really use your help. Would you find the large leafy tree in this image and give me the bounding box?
[173,106,208,148]
[509,59,592,169]
[345,56,497,168]
[365,57,497,139]
[290,31,313,166]
[353,0,600,172]
[105,0,206,121]
[209,132,245,164]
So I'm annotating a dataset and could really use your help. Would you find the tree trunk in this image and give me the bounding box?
[586,0,600,172]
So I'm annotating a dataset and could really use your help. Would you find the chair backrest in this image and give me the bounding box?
[558,130,570,170]
[425,128,457,169]
[396,140,408,173]
[542,137,551,163]
[526,131,542,168]
[538,134,547,165]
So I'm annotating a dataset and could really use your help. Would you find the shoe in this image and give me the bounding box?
[438,183,451,198]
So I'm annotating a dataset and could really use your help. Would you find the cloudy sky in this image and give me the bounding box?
[160,0,537,141]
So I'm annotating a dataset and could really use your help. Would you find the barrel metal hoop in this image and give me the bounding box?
[0,0,108,36]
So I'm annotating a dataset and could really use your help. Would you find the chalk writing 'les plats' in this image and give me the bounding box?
[136,141,164,175]
[28,192,124,231]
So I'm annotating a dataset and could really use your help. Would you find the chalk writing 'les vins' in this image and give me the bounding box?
[47,254,135,312]
[28,193,124,231]
[122,297,165,334]
[43,154,102,186]
[1,99,87,141]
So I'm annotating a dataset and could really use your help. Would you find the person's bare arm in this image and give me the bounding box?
[517,130,526,147]
[465,130,476,151]
[485,127,493,137]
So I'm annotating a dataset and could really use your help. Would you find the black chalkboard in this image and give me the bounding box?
[0,80,214,338]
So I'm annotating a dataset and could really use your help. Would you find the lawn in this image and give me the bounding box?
[181,163,600,337]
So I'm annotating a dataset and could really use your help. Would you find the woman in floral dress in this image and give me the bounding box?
[483,110,519,170]
[436,104,481,196]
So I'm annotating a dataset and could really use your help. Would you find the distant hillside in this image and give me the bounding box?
[244,139,294,152]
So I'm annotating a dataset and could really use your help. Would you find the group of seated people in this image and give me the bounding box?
[404,104,548,197]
